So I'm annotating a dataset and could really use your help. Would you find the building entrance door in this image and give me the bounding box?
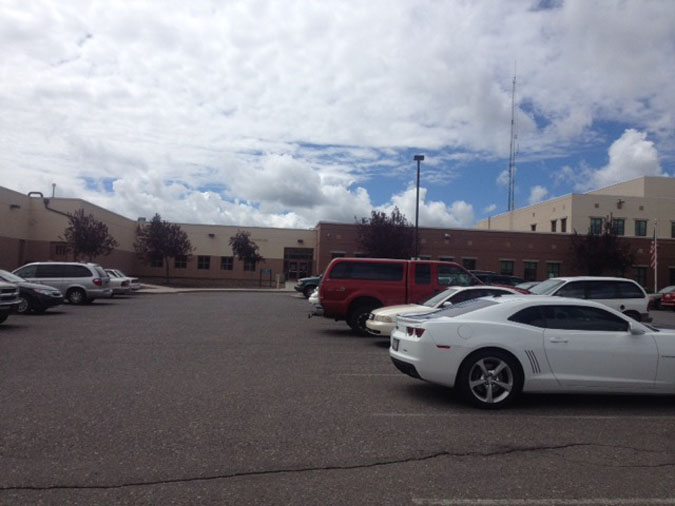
[284,248,313,280]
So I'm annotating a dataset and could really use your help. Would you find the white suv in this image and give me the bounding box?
[530,276,651,322]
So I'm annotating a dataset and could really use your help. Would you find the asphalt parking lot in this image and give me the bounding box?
[1,292,674,506]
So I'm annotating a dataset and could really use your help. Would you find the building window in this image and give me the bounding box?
[560,218,567,233]
[589,218,603,235]
[611,218,625,236]
[499,260,514,276]
[670,267,675,285]
[671,222,675,239]
[462,258,476,270]
[331,251,346,259]
[523,261,538,282]
[197,256,210,270]
[634,220,647,237]
[439,256,454,262]
[634,266,647,288]
[175,255,187,269]
[244,259,256,272]
[151,257,163,268]
[221,256,233,270]
[55,244,68,255]
[419,255,432,260]
[530,224,536,231]
[546,262,561,278]
[551,220,557,233]
[354,252,368,258]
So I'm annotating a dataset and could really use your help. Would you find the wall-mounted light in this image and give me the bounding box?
[10,204,21,210]
[208,233,215,238]
[297,239,304,244]
[444,233,451,239]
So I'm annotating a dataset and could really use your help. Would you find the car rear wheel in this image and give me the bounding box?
[16,295,33,314]
[0,313,8,324]
[347,302,381,336]
[67,288,87,305]
[457,349,523,409]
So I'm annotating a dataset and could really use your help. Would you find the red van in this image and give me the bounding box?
[316,258,480,334]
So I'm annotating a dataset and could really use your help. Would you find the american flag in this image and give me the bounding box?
[650,225,657,269]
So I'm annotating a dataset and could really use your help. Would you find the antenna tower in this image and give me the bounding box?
[507,72,517,211]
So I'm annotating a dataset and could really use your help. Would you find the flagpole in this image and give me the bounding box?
[653,221,658,293]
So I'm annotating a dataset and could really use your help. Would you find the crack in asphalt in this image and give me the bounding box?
[1,443,673,492]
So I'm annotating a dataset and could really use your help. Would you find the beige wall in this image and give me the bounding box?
[0,186,318,282]
[477,176,675,238]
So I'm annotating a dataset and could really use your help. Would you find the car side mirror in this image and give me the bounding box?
[629,322,646,336]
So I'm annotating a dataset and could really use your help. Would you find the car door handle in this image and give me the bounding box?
[335,286,345,292]
[549,337,569,344]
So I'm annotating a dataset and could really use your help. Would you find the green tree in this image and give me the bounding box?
[134,214,193,283]
[356,207,414,259]
[229,230,264,270]
[569,215,635,275]
[61,208,118,261]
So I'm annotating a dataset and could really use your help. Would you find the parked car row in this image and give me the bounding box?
[308,257,673,409]
[0,262,141,324]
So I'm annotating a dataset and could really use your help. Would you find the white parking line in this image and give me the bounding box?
[372,413,675,420]
[412,499,675,505]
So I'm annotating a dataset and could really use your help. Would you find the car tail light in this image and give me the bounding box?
[406,326,425,338]
[93,278,102,286]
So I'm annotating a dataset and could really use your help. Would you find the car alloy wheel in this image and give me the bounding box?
[458,349,523,409]
[17,296,31,314]
[67,288,86,305]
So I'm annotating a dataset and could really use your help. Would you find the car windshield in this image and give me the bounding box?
[401,298,499,321]
[422,288,459,307]
[0,269,25,283]
[529,278,566,295]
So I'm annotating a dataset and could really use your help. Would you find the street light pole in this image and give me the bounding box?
[413,155,424,259]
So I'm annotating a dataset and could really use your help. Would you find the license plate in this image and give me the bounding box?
[392,338,399,351]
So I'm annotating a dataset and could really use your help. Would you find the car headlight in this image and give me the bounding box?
[375,315,393,323]
[34,288,57,296]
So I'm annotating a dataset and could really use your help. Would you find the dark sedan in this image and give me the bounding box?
[0,270,64,314]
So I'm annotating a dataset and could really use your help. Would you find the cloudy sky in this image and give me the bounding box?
[1,0,674,229]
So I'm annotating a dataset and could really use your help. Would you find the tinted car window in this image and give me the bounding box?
[15,265,37,278]
[329,262,404,281]
[438,265,475,286]
[509,306,547,328]
[586,281,617,299]
[555,281,586,298]
[35,264,65,277]
[93,266,107,277]
[62,265,92,278]
[617,281,645,298]
[415,264,431,285]
[542,305,629,332]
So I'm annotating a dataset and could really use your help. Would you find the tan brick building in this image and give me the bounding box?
[1,178,673,289]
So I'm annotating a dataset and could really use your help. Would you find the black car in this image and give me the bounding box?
[294,275,321,298]
[0,270,64,314]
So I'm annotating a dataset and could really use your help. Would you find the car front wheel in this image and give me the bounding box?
[457,349,523,409]
[17,295,32,314]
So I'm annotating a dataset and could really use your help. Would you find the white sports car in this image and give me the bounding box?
[390,295,675,409]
